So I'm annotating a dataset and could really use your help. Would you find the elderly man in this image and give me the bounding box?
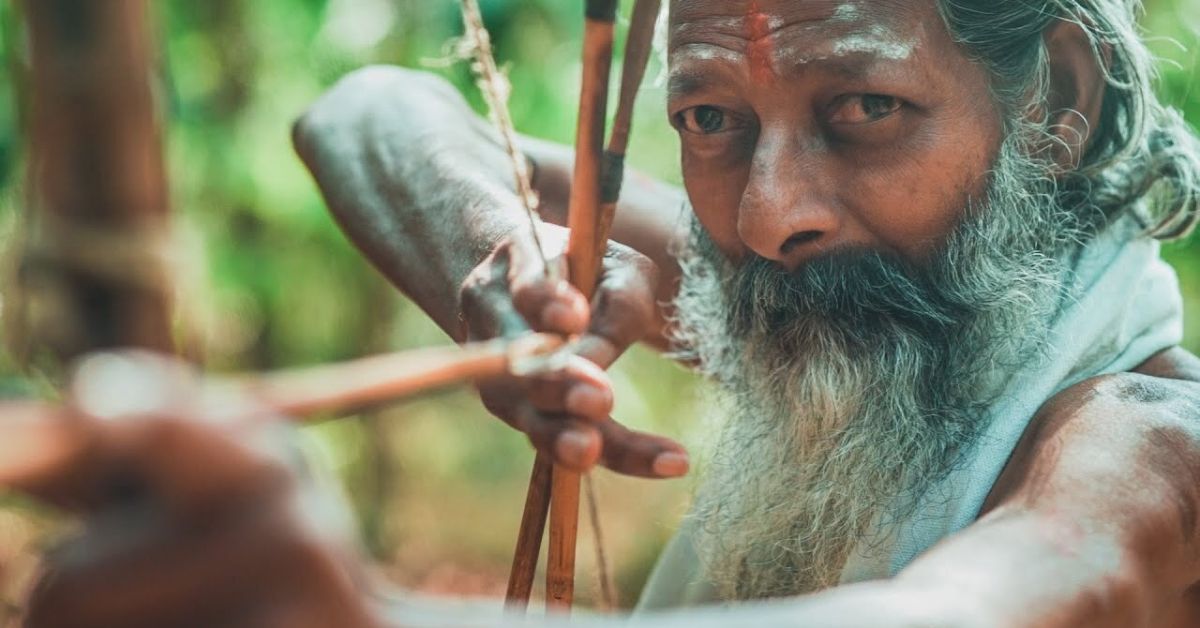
[16,1,1200,626]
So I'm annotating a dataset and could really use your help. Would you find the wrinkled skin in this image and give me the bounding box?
[667,0,1003,268]
[11,0,1200,626]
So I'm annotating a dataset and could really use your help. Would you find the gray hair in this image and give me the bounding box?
[936,0,1200,239]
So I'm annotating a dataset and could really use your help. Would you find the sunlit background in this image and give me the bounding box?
[0,0,1197,616]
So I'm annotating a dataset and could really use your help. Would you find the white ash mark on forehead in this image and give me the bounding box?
[770,42,832,67]
[832,23,916,60]
[831,3,861,22]
[670,15,747,38]
[673,44,742,63]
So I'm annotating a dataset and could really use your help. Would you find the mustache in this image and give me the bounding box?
[700,238,973,344]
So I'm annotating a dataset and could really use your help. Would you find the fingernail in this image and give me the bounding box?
[565,385,610,417]
[652,452,690,477]
[556,431,594,468]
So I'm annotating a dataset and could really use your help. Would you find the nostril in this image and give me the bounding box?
[780,230,823,255]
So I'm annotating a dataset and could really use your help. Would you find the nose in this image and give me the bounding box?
[737,133,842,270]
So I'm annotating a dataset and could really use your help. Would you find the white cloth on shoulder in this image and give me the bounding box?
[637,215,1185,609]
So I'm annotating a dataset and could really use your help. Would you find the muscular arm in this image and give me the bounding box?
[886,355,1200,627]
[293,66,687,342]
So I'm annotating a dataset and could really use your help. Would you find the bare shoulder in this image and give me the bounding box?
[1033,346,1200,443]
[992,348,1200,506]
[982,348,1200,600]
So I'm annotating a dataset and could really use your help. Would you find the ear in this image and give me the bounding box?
[1041,19,1108,170]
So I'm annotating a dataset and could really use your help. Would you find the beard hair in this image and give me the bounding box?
[670,128,1091,600]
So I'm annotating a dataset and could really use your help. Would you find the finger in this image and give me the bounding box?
[569,333,624,371]
[4,352,285,514]
[523,355,614,421]
[0,402,91,502]
[511,276,590,336]
[513,404,602,472]
[594,420,690,479]
[589,253,659,351]
[565,249,659,369]
[507,226,597,335]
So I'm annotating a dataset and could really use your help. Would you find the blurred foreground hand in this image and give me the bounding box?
[7,351,380,628]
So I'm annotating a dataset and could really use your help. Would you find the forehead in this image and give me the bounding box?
[667,0,941,76]
[668,0,930,36]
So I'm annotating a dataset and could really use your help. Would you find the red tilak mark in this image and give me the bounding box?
[746,0,774,83]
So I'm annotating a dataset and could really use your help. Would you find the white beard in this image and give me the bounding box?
[670,132,1091,599]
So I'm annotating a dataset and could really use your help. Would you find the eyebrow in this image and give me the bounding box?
[667,70,712,99]
[667,54,887,100]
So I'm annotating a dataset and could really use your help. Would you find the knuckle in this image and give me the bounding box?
[509,279,549,312]
[595,288,654,330]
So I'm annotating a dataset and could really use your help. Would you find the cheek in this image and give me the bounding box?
[849,112,1002,260]
[682,148,752,258]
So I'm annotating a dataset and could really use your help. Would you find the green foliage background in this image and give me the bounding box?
[0,0,1198,611]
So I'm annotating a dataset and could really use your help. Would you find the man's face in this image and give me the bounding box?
[667,0,1003,268]
[667,0,1088,600]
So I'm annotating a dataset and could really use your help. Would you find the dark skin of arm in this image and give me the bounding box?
[293,66,691,477]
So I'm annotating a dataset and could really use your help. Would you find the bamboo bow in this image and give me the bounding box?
[494,0,664,614]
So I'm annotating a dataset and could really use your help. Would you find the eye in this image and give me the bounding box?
[828,94,902,125]
[674,105,732,134]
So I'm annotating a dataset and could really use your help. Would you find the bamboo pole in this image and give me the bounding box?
[547,0,618,613]
[505,454,554,605]
[595,0,662,253]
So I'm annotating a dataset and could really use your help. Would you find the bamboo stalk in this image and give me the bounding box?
[595,0,662,254]
[505,453,553,607]
[507,0,659,612]
[547,0,618,614]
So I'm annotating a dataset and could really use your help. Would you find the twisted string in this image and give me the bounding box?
[459,0,551,276]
